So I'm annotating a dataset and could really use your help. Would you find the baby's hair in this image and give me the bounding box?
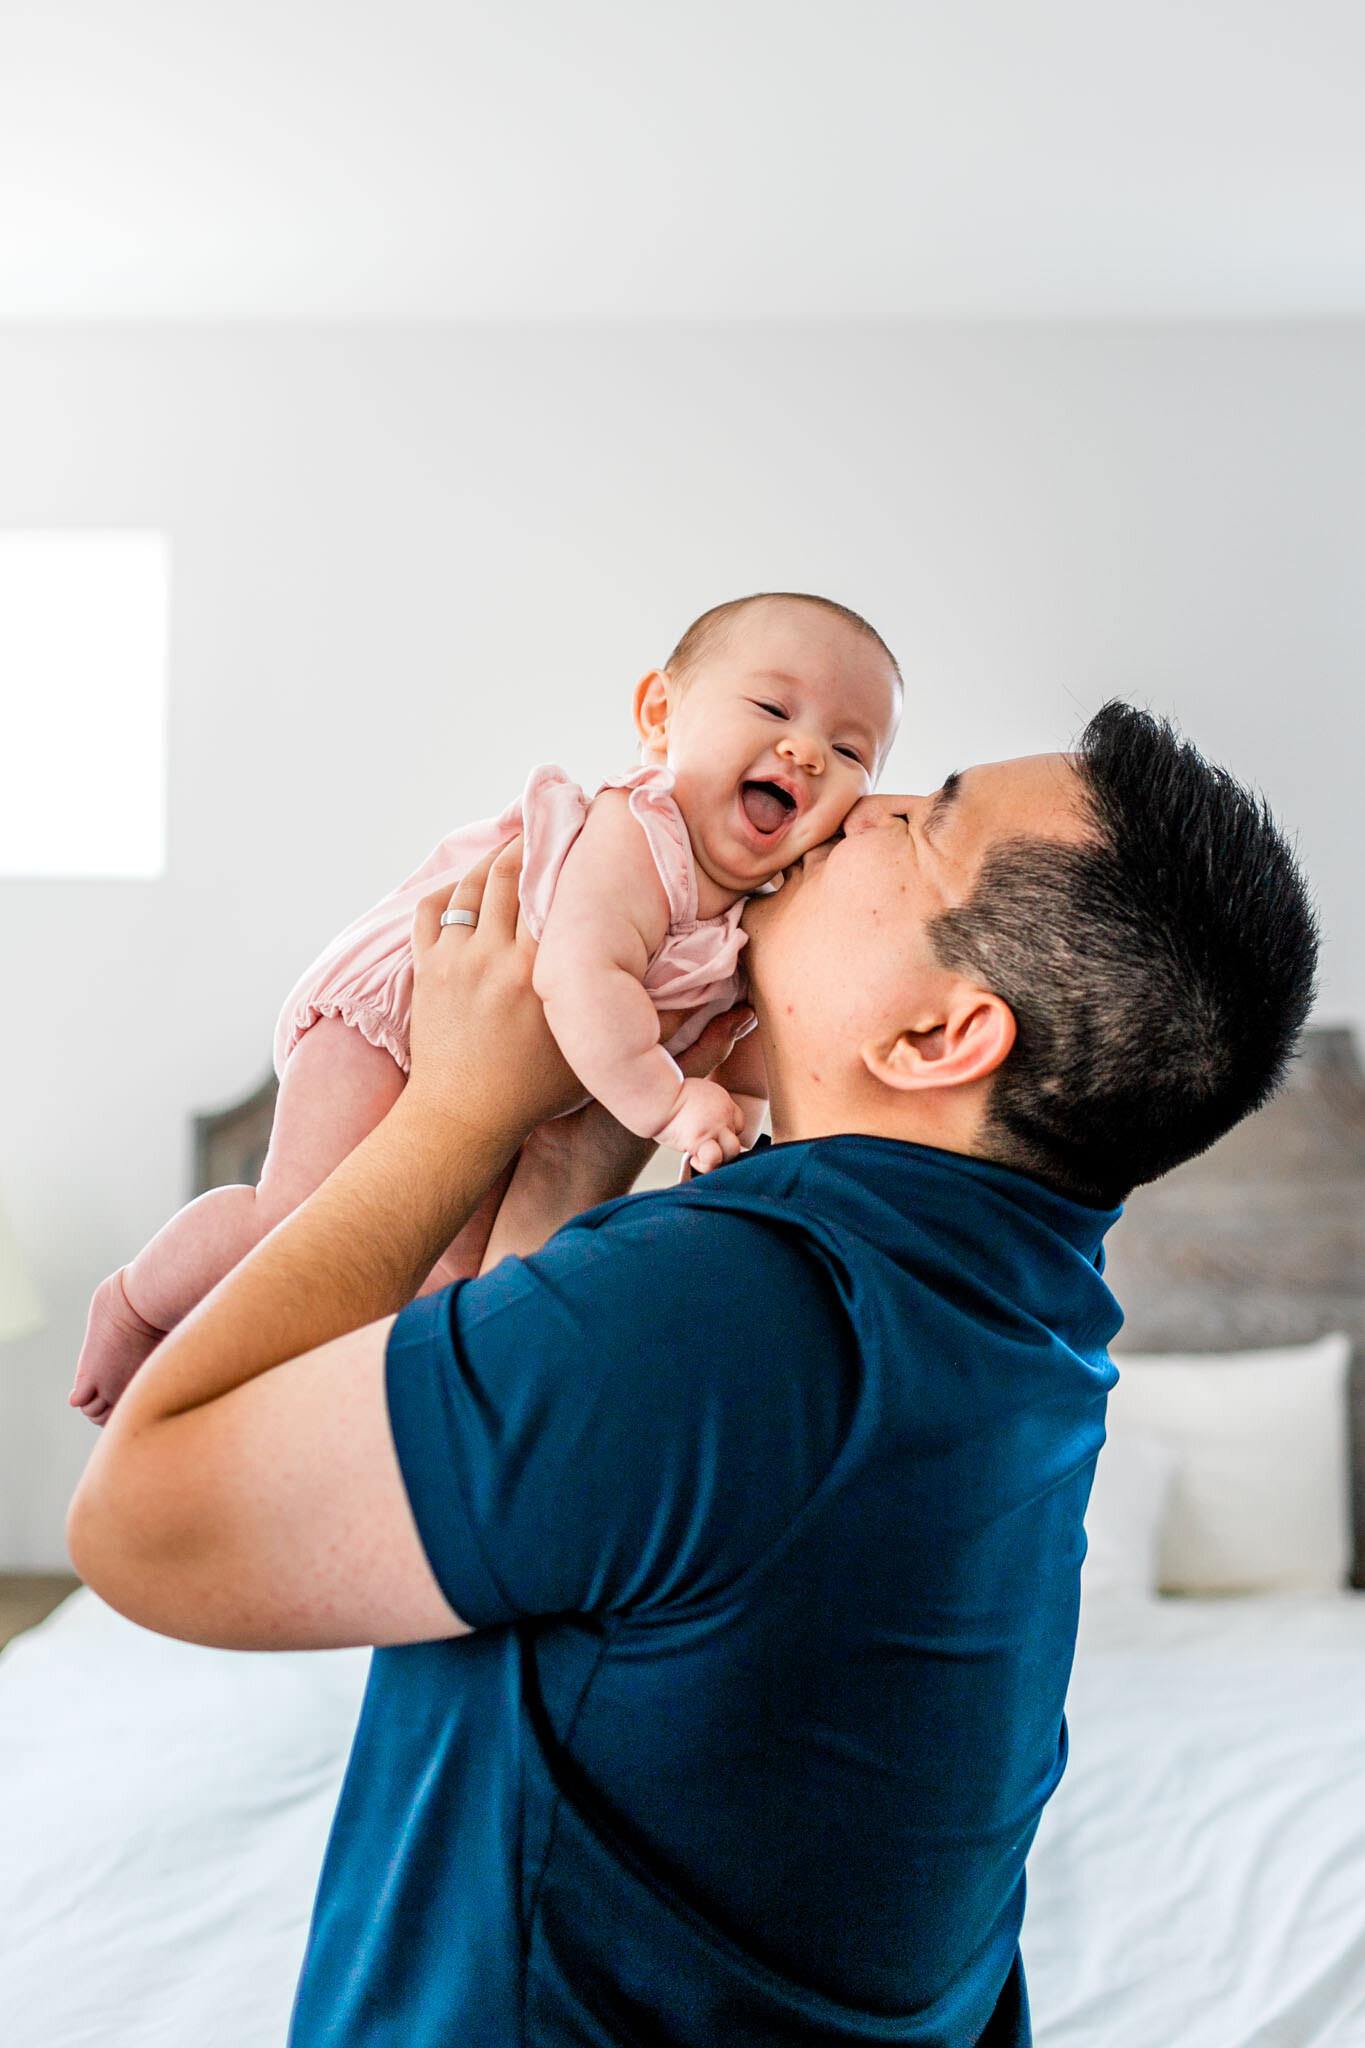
[664,592,902,690]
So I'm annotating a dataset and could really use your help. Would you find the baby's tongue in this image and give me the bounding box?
[741,783,791,834]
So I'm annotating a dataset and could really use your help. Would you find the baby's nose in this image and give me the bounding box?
[777,727,824,772]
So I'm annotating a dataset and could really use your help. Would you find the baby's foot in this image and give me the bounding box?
[69,1271,167,1426]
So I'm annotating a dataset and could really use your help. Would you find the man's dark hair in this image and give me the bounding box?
[930,701,1319,1207]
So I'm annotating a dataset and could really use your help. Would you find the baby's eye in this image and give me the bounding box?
[835,745,866,765]
[752,700,789,719]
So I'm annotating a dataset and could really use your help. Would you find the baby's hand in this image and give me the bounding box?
[656,1076,745,1174]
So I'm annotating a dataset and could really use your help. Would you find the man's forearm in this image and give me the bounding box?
[111,1096,516,1430]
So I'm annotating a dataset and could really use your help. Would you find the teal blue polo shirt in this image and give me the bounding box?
[289,1136,1120,2046]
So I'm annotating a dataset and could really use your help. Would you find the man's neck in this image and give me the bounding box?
[767,1089,987,1160]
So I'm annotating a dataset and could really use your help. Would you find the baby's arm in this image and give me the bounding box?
[532,790,744,1169]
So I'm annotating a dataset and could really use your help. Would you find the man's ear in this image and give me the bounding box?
[633,670,672,758]
[861,984,1016,1096]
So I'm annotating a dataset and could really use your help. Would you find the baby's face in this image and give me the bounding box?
[644,600,901,896]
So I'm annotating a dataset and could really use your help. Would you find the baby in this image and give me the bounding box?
[71,591,902,1423]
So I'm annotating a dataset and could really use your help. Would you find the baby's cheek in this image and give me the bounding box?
[809,790,859,845]
[789,817,830,861]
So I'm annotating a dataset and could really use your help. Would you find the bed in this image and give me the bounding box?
[2,1031,1363,2046]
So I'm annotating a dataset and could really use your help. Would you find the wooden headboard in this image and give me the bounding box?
[193,1026,1365,1580]
[193,1074,278,1199]
[1102,1026,1365,1585]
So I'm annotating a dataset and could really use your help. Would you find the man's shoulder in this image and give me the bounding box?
[554,1145,845,1280]
[540,1173,826,1294]
[433,1167,858,1483]
[562,1135,914,1268]
[461,1160,851,1374]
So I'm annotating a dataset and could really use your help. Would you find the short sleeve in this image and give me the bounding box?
[384,1199,856,1630]
[597,764,696,925]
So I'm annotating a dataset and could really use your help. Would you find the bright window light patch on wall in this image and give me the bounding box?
[0,531,169,878]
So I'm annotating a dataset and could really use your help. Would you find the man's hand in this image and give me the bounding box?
[405,835,585,1149]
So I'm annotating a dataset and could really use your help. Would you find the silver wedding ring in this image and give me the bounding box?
[440,907,478,928]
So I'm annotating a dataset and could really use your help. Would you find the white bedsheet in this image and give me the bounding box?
[1024,1592,1365,2047]
[0,1590,368,2048]
[2,1587,1364,2046]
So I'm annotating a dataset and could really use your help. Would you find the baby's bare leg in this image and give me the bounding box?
[71,1020,406,1424]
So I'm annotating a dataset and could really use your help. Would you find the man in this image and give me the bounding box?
[68,703,1317,2047]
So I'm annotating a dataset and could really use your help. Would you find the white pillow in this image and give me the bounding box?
[1105,1334,1353,1595]
[1082,1430,1176,1601]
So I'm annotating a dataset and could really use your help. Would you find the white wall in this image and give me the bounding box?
[1,322,1360,1565]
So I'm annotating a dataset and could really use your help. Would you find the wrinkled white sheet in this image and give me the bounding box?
[3,1587,1363,2046]
[1024,1592,1365,2047]
[0,1590,368,2048]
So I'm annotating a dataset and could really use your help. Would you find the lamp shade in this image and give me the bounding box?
[0,1197,43,1341]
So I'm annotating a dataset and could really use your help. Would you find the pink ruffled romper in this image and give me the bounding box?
[273,764,750,1081]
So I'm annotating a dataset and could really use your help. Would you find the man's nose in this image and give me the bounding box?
[776,726,824,775]
[843,793,908,835]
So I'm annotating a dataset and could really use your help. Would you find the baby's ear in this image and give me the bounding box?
[633,670,672,756]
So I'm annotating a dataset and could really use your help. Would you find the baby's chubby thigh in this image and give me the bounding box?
[258,1017,409,1221]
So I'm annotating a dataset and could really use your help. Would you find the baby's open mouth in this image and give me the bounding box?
[740,781,797,835]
